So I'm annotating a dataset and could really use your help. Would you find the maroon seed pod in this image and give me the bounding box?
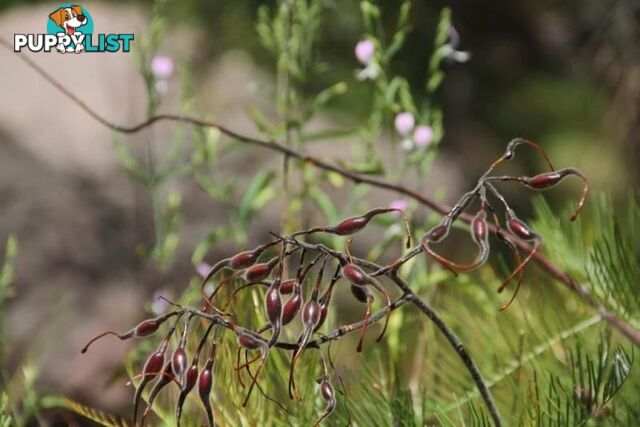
[230,327,268,407]
[327,208,401,236]
[288,307,318,398]
[280,279,297,295]
[184,365,199,391]
[424,224,449,243]
[81,311,178,353]
[132,312,181,426]
[198,360,215,427]
[229,250,260,270]
[527,171,564,189]
[342,263,372,288]
[142,361,175,423]
[507,216,536,241]
[524,168,588,221]
[244,256,279,282]
[176,364,198,427]
[142,351,166,379]
[229,241,277,270]
[282,293,302,326]
[302,299,321,328]
[176,321,215,427]
[331,216,369,235]
[471,211,488,245]
[313,358,337,427]
[172,317,190,381]
[350,284,370,303]
[315,304,329,332]
[265,286,282,325]
[133,350,165,425]
[172,347,188,381]
[265,282,283,347]
[238,334,260,350]
[289,267,326,401]
[321,379,335,403]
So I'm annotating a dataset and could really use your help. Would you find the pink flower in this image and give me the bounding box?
[394,112,415,136]
[151,289,170,315]
[413,125,434,148]
[197,262,212,278]
[389,199,408,214]
[355,40,375,65]
[151,55,174,79]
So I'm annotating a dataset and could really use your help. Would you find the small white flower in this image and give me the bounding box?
[413,125,434,148]
[356,63,380,81]
[155,79,168,94]
[442,26,471,63]
[394,112,415,136]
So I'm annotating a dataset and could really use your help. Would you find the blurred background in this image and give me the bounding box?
[0,0,638,425]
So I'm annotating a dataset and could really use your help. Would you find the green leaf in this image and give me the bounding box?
[340,160,385,175]
[305,82,348,120]
[113,137,148,184]
[308,187,339,224]
[192,227,232,265]
[42,397,128,427]
[302,127,359,143]
[0,393,12,427]
[0,234,18,305]
[236,171,276,232]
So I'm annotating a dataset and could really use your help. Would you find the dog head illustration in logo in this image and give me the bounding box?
[48,5,87,53]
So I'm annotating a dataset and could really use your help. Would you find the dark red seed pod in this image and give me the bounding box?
[172,317,190,381]
[229,250,259,270]
[527,171,564,189]
[282,294,302,325]
[81,311,178,354]
[184,365,198,391]
[198,360,215,427]
[244,257,278,282]
[172,347,188,380]
[350,284,369,303]
[237,333,261,350]
[425,224,449,243]
[314,304,328,332]
[198,367,213,397]
[134,350,166,425]
[176,364,198,427]
[328,208,399,236]
[177,321,216,427]
[331,216,370,235]
[265,286,282,324]
[280,279,297,295]
[302,300,321,328]
[142,361,175,423]
[134,319,162,337]
[143,351,165,377]
[471,211,488,245]
[507,217,536,240]
[342,263,371,287]
[321,380,335,402]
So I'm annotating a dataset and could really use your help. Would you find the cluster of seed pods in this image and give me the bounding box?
[81,140,587,425]
[420,138,588,309]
